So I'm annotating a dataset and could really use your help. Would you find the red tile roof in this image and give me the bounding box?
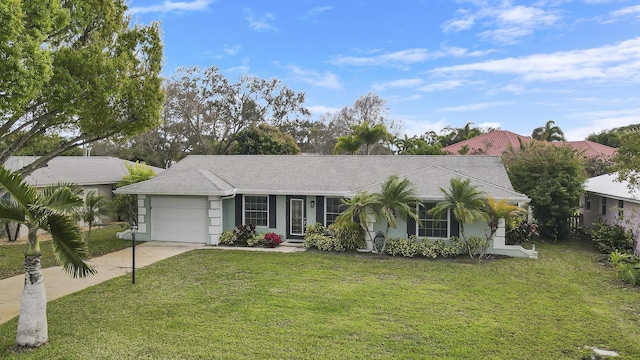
[441,130,617,159]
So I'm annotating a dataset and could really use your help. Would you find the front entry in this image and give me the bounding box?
[286,196,305,240]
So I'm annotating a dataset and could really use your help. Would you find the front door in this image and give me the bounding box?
[287,196,305,239]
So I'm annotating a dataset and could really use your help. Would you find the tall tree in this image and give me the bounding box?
[352,121,389,155]
[0,167,94,347]
[229,124,300,155]
[439,122,487,147]
[531,120,566,142]
[430,178,488,241]
[377,175,420,252]
[334,135,363,155]
[587,124,639,148]
[612,129,640,191]
[162,66,309,156]
[502,143,585,239]
[0,0,164,176]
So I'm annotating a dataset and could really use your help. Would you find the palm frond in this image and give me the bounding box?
[0,166,38,210]
[48,214,95,278]
[0,201,28,224]
[40,184,84,213]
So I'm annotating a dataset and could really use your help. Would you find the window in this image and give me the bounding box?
[601,198,607,215]
[244,196,268,227]
[618,199,624,218]
[585,195,591,211]
[418,202,448,238]
[325,197,345,226]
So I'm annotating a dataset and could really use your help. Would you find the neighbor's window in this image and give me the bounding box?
[244,196,268,227]
[585,195,591,211]
[325,197,345,226]
[418,202,448,238]
[601,198,607,215]
[618,199,624,218]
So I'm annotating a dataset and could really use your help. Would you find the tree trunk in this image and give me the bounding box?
[15,254,48,347]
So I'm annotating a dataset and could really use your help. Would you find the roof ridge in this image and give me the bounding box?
[196,169,234,191]
[431,165,526,198]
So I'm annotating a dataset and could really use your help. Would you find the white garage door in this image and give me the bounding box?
[151,196,208,243]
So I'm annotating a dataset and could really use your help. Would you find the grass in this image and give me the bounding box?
[0,223,131,280]
[1,240,639,359]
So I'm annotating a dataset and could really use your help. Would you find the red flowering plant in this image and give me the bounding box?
[264,232,283,247]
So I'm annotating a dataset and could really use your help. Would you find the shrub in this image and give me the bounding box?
[385,237,418,257]
[609,250,640,286]
[264,232,283,247]
[330,221,366,251]
[506,217,539,245]
[588,221,634,254]
[305,223,327,236]
[219,231,236,245]
[233,224,256,246]
[315,235,345,252]
[433,239,460,257]
[247,233,266,247]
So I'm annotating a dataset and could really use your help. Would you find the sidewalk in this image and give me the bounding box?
[0,241,306,325]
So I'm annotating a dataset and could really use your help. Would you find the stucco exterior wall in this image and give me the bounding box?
[582,193,640,255]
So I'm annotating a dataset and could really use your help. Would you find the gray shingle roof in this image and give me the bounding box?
[116,155,528,201]
[5,156,164,187]
[585,173,639,203]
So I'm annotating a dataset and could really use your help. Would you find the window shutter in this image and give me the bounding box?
[235,195,243,227]
[269,195,276,228]
[407,217,416,236]
[449,209,460,238]
[316,196,325,225]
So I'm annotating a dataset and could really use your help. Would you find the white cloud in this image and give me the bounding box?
[439,101,511,112]
[307,105,342,116]
[419,80,466,92]
[304,6,333,18]
[286,65,341,89]
[611,5,640,19]
[432,37,640,83]
[246,12,277,31]
[564,108,640,140]
[224,45,241,56]
[128,0,212,14]
[442,2,561,44]
[372,79,423,91]
[330,48,431,67]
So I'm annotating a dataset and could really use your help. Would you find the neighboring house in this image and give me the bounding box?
[442,130,617,159]
[582,173,640,255]
[3,156,164,229]
[115,155,537,258]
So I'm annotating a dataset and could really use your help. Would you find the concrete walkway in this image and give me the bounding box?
[0,242,306,325]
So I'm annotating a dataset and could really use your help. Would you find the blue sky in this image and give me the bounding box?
[128,0,640,141]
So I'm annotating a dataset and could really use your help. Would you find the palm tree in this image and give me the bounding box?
[484,195,525,239]
[352,121,388,155]
[377,175,420,252]
[79,190,109,244]
[429,178,488,242]
[0,166,95,347]
[333,135,363,154]
[531,120,566,141]
[336,191,380,250]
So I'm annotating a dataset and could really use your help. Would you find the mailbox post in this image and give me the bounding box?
[131,224,138,284]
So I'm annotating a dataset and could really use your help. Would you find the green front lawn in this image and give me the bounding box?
[0,223,130,280]
[1,240,639,359]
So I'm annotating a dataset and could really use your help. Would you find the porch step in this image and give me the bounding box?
[281,242,304,248]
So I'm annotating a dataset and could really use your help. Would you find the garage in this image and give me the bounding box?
[150,196,208,243]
